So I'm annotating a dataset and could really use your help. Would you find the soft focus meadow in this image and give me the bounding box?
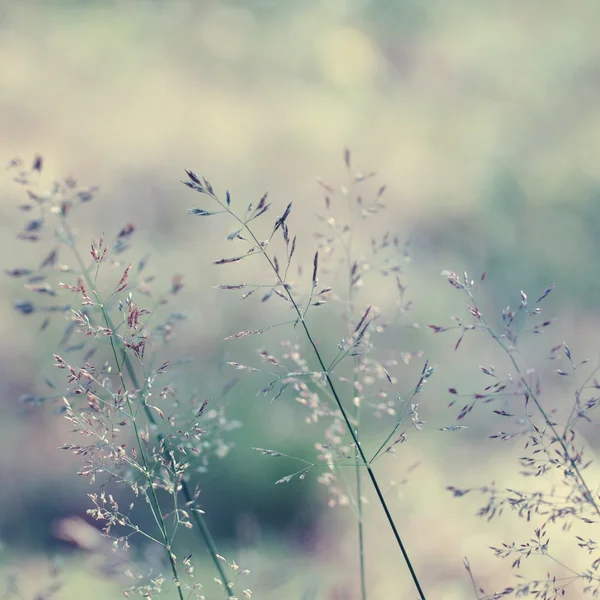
[2,1,600,599]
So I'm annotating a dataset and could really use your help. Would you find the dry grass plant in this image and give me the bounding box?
[7,151,600,599]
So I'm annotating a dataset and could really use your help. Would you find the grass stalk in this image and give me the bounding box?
[464,286,600,518]
[188,184,427,600]
[355,401,367,600]
[61,218,234,598]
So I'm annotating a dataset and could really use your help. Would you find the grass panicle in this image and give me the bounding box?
[7,151,600,599]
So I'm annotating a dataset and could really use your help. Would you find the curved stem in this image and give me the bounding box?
[204,194,426,599]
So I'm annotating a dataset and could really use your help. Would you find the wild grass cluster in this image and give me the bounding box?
[5,152,600,599]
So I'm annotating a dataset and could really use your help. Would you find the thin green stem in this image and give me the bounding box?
[354,399,367,600]
[370,365,429,464]
[61,220,234,598]
[340,191,367,600]
[96,292,184,600]
[203,192,426,599]
[296,309,426,600]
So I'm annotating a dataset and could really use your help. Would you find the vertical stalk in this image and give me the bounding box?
[343,217,367,600]
[209,198,427,599]
[354,399,367,600]
[93,287,185,600]
[61,220,234,598]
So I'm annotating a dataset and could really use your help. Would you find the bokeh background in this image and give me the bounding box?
[2,0,600,598]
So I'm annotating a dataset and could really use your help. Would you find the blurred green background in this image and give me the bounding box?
[2,0,600,598]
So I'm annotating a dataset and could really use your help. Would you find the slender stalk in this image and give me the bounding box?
[297,310,426,600]
[465,288,600,518]
[354,399,367,600]
[200,191,427,599]
[562,364,600,438]
[92,284,185,600]
[61,220,234,598]
[370,364,430,465]
[339,204,367,600]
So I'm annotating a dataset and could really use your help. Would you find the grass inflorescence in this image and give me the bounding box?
[6,151,600,599]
